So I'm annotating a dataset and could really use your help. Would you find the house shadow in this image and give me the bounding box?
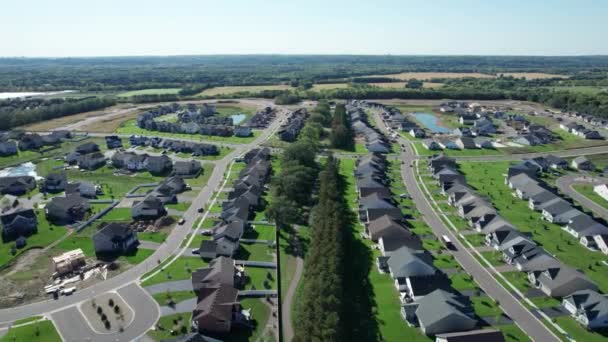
[234,246,251,260]
[96,247,140,263]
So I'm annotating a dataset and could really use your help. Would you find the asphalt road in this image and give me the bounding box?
[51,283,159,342]
[371,110,560,342]
[556,174,608,220]
[0,107,289,338]
[452,145,608,162]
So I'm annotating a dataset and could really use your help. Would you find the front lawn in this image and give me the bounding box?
[449,273,479,291]
[147,313,192,341]
[470,296,502,317]
[151,290,195,306]
[0,320,61,342]
[141,256,208,287]
[139,231,169,244]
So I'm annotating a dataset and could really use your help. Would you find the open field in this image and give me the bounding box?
[22,105,130,131]
[366,72,494,80]
[547,86,608,94]
[117,88,182,98]
[199,84,293,96]
[311,83,350,91]
[78,110,142,133]
[369,82,444,89]
[501,72,568,79]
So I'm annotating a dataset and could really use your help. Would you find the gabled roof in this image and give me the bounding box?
[563,289,608,321]
[387,246,436,278]
[192,256,235,292]
[415,289,476,333]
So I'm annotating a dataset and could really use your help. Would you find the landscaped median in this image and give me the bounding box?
[573,183,608,210]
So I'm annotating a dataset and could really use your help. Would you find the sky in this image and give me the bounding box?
[1,0,607,57]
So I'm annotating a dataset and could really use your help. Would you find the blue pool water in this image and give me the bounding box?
[231,114,247,125]
[0,162,41,179]
[413,112,451,133]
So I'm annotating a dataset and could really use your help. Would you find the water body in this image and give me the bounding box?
[231,113,247,125]
[0,162,42,179]
[413,112,451,134]
[0,91,76,100]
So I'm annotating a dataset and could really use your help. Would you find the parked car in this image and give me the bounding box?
[61,287,76,296]
[178,218,186,225]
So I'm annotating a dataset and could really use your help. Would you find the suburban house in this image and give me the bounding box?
[45,194,91,224]
[18,134,44,150]
[562,289,608,330]
[0,141,18,156]
[191,283,250,335]
[402,289,477,336]
[366,214,409,242]
[0,176,37,195]
[199,221,245,260]
[564,214,608,247]
[541,200,582,224]
[594,184,608,202]
[105,136,123,149]
[132,195,166,220]
[65,181,98,198]
[145,155,173,175]
[422,139,442,150]
[78,152,107,170]
[173,160,203,178]
[0,205,37,241]
[571,156,595,171]
[191,256,246,292]
[93,223,139,258]
[384,246,441,301]
[52,249,86,276]
[42,173,67,193]
[528,265,598,297]
[75,142,100,154]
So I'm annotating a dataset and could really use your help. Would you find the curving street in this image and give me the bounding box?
[0,103,290,341]
[556,174,608,220]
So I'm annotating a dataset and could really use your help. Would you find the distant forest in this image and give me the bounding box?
[2,55,608,91]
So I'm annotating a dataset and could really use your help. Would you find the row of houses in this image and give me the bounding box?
[277,108,308,142]
[136,103,252,137]
[111,151,173,175]
[131,176,190,220]
[65,142,107,170]
[347,102,391,153]
[0,131,72,156]
[506,161,608,253]
[554,111,608,130]
[356,153,492,338]
[243,106,275,129]
[422,136,494,151]
[198,148,271,260]
[129,136,219,157]
[430,154,608,330]
[560,122,603,140]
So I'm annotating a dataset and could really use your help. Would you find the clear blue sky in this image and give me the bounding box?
[2,0,607,57]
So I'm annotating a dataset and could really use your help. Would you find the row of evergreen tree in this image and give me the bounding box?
[294,156,349,341]
[329,103,355,151]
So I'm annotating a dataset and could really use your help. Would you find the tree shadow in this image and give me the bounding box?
[337,170,381,342]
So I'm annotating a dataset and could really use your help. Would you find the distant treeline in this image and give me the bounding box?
[0,97,116,130]
[3,55,608,91]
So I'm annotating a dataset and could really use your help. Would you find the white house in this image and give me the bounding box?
[594,184,608,202]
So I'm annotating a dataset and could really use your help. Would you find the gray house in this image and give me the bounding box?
[529,265,598,297]
[571,156,595,171]
[1,206,37,242]
[0,141,18,156]
[385,246,439,300]
[93,223,139,258]
[562,290,608,330]
[402,289,477,336]
[173,160,202,178]
[0,176,37,195]
[45,194,91,224]
[132,195,166,220]
[42,173,67,193]
[145,155,173,175]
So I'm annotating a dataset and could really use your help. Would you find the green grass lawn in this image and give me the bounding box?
[459,161,608,292]
[414,143,505,157]
[479,250,506,266]
[147,313,191,341]
[464,233,487,247]
[471,296,502,317]
[0,210,68,268]
[102,207,132,221]
[529,295,562,308]
[546,86,608,95]
[116,119,260,144]
[141,256,208,287]
[245,267,277,290]
[235,242,275,262]
[165,202,191,212]
[432,253,460,269]
[185,163,215,187]
[449,273,479,291]
[151,290,195,306]
[0,320,61,342]
[497,271,532,293]
[117,88,182,97]
[573,184,608,210]
[12,316,43,325]
[66,165,165,199]
[138,231,169,243]
[498,325,533,342]
[120,248,155,265]
[244,224,276,241]
[224,298,271,342]
[554,316,608,342]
